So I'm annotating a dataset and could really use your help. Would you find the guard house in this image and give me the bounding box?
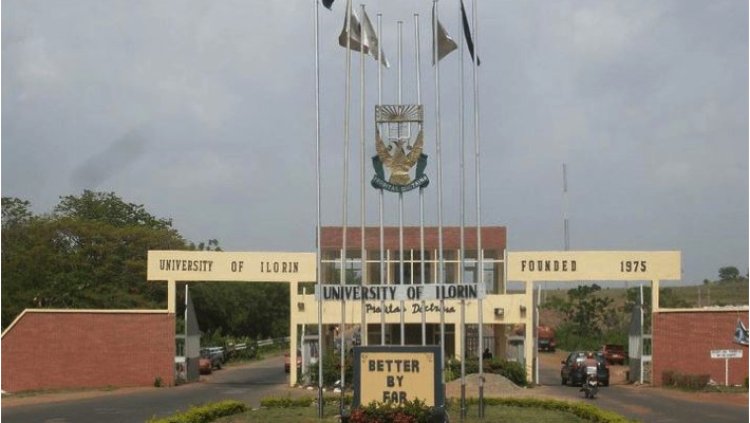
[289,225,536,386]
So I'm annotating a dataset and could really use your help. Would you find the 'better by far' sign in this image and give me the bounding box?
[353,346,443,407]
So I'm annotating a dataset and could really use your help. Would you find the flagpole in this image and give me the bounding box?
[340,0,353,415]
[313,1,324,418]
[413,12,427,347]
[458,0,467,417]
[397,19,406,347]
[377,13,386,347]
[470,0,485,417]
[432,0,446,400]
[359,4,367,349]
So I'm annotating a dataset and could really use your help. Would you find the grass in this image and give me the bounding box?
[214,404,592,423]
[1,385,119,398]
[540,280,748,309]
[667,384,750,394]
[666,280,748,307]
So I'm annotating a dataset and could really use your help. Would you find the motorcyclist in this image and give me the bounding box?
[581,352,599,399]
[584,352,598,376]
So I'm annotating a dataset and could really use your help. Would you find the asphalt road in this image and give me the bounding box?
[2,355,293,423]
[3,353,747,423]
[538,353,748,423]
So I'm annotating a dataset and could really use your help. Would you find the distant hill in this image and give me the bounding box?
[537,279,747,308]
[536,279,748,330]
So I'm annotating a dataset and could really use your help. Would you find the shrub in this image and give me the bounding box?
[446,358,527,386]
[147,400,247,423]
[260,396,313,408]
[457,397,634,423]
[485,358,527,386]
[153,376,163,388]
[261,395,352,408]
[309,352,353,387]
[661,370,710,390]
[661,370,675,386]
[349,399,433,423]
[677,374,710,390]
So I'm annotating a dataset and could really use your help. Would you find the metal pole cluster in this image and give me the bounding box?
[313,1,485,418]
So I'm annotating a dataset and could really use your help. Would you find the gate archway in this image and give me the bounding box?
[147,250,316,384]
[507,250,681,383]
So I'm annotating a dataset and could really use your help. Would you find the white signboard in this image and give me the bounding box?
[507,251,681,281]
[710,349,743,359]
[314,283,486,302]
[147,250,316,282]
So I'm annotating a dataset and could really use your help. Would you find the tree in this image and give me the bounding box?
[189,283,290,340]
[546,284,613,338]
[2,191,293,340]
[54,190,173,230]
[718,266,741,282]
[2,197,33,227]
[1,192,187,329]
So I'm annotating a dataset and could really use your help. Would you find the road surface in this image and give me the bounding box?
[3,352,747,423]
[2,354,294,423]
[537,352,748,423]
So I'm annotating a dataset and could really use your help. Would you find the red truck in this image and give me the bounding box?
[512,324,557,352]
[538,326,556,352]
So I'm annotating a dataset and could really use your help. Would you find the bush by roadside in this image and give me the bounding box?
[147,400,247,423]
[473,397,635,423]
[445,358,527,386]
[252,395,634,423]
[662,370,710,391]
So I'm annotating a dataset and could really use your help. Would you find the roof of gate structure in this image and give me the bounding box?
[320,226,506,251]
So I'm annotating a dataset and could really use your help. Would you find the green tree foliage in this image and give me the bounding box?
[1,191,186,329]
[2,191,293,340]
[179,236,290,340]
[188,283,290,341]
[54,190,174,230]
[624,286,690,311]
[546,284,613,338]
[2,197,33,226]
[543,284,625,350]
[718,266,741,282]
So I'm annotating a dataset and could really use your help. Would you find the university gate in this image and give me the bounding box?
[148,248,681,387]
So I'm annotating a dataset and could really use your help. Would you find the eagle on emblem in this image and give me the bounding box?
[374,128,424,186]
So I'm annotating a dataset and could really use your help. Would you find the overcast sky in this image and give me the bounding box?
[2,0,747,285]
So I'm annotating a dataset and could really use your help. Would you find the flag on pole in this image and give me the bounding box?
[460,0,481,65]
[734,319,749,345]
[432,3,457,64]
[338,1,389,67]
[361,8,390,67]
[338,0,367,52]
[322,0,334,10]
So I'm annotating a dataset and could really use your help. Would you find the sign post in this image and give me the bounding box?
[710,349,743,386]
[353,345,443,408]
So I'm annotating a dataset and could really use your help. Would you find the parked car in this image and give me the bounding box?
[284,349,301,373]
[200,347,224,370]
[601,344,626,365]
[560,351,609,386]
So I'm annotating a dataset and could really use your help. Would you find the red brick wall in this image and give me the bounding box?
[1,310,175,393]
[652,311,749,386]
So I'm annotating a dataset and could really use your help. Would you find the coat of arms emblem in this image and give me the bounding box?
[371,104,429,193]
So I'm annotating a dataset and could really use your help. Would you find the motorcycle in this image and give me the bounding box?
[580,366,599,399]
